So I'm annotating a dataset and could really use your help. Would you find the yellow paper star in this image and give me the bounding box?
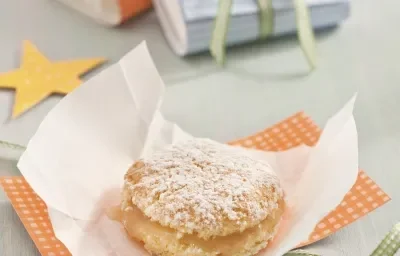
[0,41,105,118]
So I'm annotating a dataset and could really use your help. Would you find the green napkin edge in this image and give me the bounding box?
[370,223,400,256]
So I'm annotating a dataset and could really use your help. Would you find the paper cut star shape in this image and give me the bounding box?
[0,41,105,118]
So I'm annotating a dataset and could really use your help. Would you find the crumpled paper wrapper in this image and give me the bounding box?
[16,42,361,256]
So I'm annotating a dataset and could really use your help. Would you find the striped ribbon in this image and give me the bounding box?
[210,0,316,70]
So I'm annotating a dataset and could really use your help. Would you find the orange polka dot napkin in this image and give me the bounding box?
[0,112,390,255]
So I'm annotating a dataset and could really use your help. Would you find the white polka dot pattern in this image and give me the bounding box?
[0,178,70,256]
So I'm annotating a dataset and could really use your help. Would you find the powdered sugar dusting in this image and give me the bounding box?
[125,138,283,238]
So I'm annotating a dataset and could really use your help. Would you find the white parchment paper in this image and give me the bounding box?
[17,42,358,256]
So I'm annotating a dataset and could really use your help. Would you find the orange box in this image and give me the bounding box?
[119,0,152,23]
[56,0,152,25]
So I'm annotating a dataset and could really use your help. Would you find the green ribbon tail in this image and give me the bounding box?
[370,223,400,256]
[257,0,274,39]
[293,0,317,70]
[0,140,26,151]
[0,140,26,160]
[210,0,233,66]
[284,249,320,256]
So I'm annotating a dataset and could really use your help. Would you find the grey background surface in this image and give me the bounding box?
[0,0,399,255]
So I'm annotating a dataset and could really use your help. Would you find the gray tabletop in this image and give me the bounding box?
[1,0,399,255]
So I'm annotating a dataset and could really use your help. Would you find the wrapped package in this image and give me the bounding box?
[153,0,350,55]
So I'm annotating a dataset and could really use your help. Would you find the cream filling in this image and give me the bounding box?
[109,201,284,255]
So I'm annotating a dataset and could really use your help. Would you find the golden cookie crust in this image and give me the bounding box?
[123,139,284,240]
